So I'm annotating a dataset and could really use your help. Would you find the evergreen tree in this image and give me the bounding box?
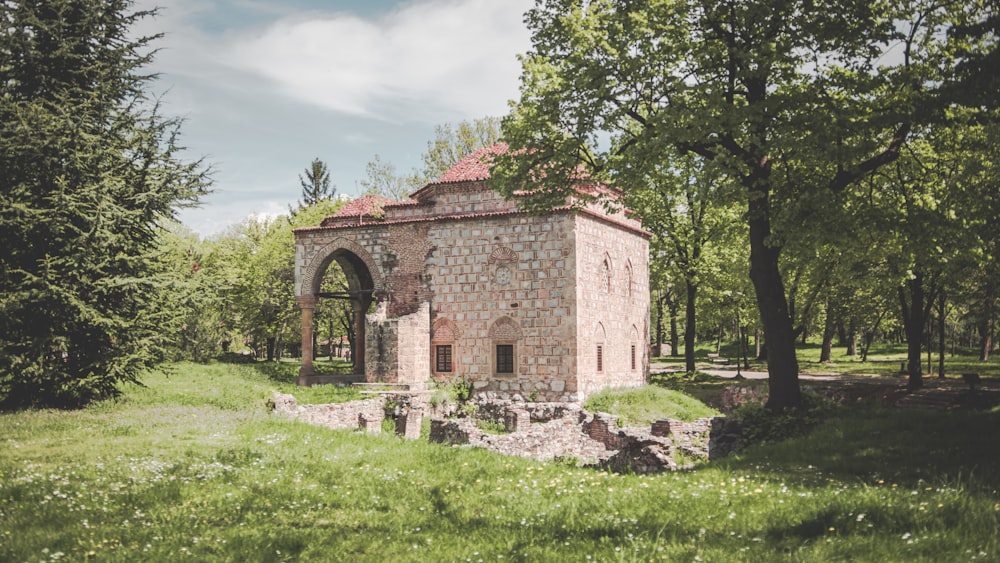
[295,158,334,209]
[0,0,209,408]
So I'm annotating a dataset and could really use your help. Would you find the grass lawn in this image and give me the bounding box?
[1,361,998,561]
[653,340,1000,380]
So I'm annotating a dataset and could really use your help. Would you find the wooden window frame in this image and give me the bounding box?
[495,343,515,375]
[435,344,453,373]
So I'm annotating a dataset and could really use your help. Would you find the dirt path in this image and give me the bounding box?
[649,362,1000,410]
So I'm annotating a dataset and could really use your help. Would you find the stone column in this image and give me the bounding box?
[352,299,369,376]
[297,296,317,381]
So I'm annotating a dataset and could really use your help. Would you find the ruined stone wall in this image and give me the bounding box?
[270,393,385,430]
[428,401,741,472]
[574,212,650,398]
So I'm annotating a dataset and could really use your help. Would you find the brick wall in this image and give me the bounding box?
[294,179,650,402]
[574,211,650,397]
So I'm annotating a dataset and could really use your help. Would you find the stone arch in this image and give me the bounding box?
[601,253,613,293]
[488,245,518,264]
[431,317,460,376]
[432,317,461,342]
[296,237,383,382]
[624,260,634,299]
[488,316,522,340]
[594,321,607,342]
[489,316,521,376]
[629,325,640,371]
[594,321,607,374]
[299,237,385,298]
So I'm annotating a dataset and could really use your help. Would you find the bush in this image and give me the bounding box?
[734,391,838,446]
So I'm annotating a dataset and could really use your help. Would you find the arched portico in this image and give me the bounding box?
[296,238,384,384]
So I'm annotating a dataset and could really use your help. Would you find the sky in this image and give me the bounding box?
[134,0,534,237]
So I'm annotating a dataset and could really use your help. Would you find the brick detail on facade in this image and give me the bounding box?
[293,146,650,402]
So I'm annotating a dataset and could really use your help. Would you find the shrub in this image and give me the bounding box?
[734,391,838,447]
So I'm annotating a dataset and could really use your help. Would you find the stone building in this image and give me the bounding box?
[293,144,650,402]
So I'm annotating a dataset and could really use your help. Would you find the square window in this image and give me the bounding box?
[435,344,453,373]
[496,344,514,374]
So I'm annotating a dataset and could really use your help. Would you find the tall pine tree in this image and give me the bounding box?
[295,158,334,210]
[0,0,209,408]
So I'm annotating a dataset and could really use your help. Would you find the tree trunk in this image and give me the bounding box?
[937,292,946,378]
[980,280,994,361]
[899,275,925,391]
[747,179,800,411]
[265,337,276,362]
[275,316,289,362]
[820,297,835,363]
[846,317,858,357]
[684,280,698,373]
[669,296,680,357]
[654,293,665,357]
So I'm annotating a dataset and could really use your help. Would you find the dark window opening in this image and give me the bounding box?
[435,344,453,373]
[496,344,514,374]
[597,345,604,373]
[630,344,636,371]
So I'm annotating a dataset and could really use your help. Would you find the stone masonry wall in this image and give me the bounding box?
[294,178,650,403]
[270,393,385,430]
[574,211,650,398]
[429,400,740,473]
[425,211,578,401]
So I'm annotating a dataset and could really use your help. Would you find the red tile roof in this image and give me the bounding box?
[331,194,393,218]
[429,143,508,185]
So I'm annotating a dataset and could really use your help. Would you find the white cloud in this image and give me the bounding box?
[221,0,533,121]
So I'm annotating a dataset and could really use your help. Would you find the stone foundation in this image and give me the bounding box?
[271,392,740,473]
[429,400,741,473]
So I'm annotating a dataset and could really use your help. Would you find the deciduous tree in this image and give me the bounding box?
[492,0,989,409]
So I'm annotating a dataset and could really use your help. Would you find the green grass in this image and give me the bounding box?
[653,340,1000,380]
[584,385,720,426]
[1,363,998,561]
[795,343,1000,379]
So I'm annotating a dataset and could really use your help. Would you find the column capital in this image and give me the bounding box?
[296,295,318,309]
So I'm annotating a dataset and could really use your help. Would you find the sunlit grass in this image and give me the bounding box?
[653,340,1000,380]
[1,363,997,561]
[584,385,720,426]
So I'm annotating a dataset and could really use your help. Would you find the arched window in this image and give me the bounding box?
[432,318,459,374]
[625,261,634,300]
[601,255,613,293]
[489,317,521,376]
[595,322,607,374]
[629,325,640,372]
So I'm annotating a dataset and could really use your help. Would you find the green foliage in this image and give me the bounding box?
[360,116,502,199]
[294,157,335,210]
[494,0,998,411]
[0,0,209,409]
[1,362,998,561]
[429,378,473,408]
[476,419,509,434]
[734,392,839,447]
[584,385,719,426]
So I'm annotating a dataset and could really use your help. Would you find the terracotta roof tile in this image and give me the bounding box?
[331,194,393,218]
[429,143,508,185]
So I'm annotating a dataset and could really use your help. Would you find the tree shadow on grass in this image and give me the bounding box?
[719,406,1000,490]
